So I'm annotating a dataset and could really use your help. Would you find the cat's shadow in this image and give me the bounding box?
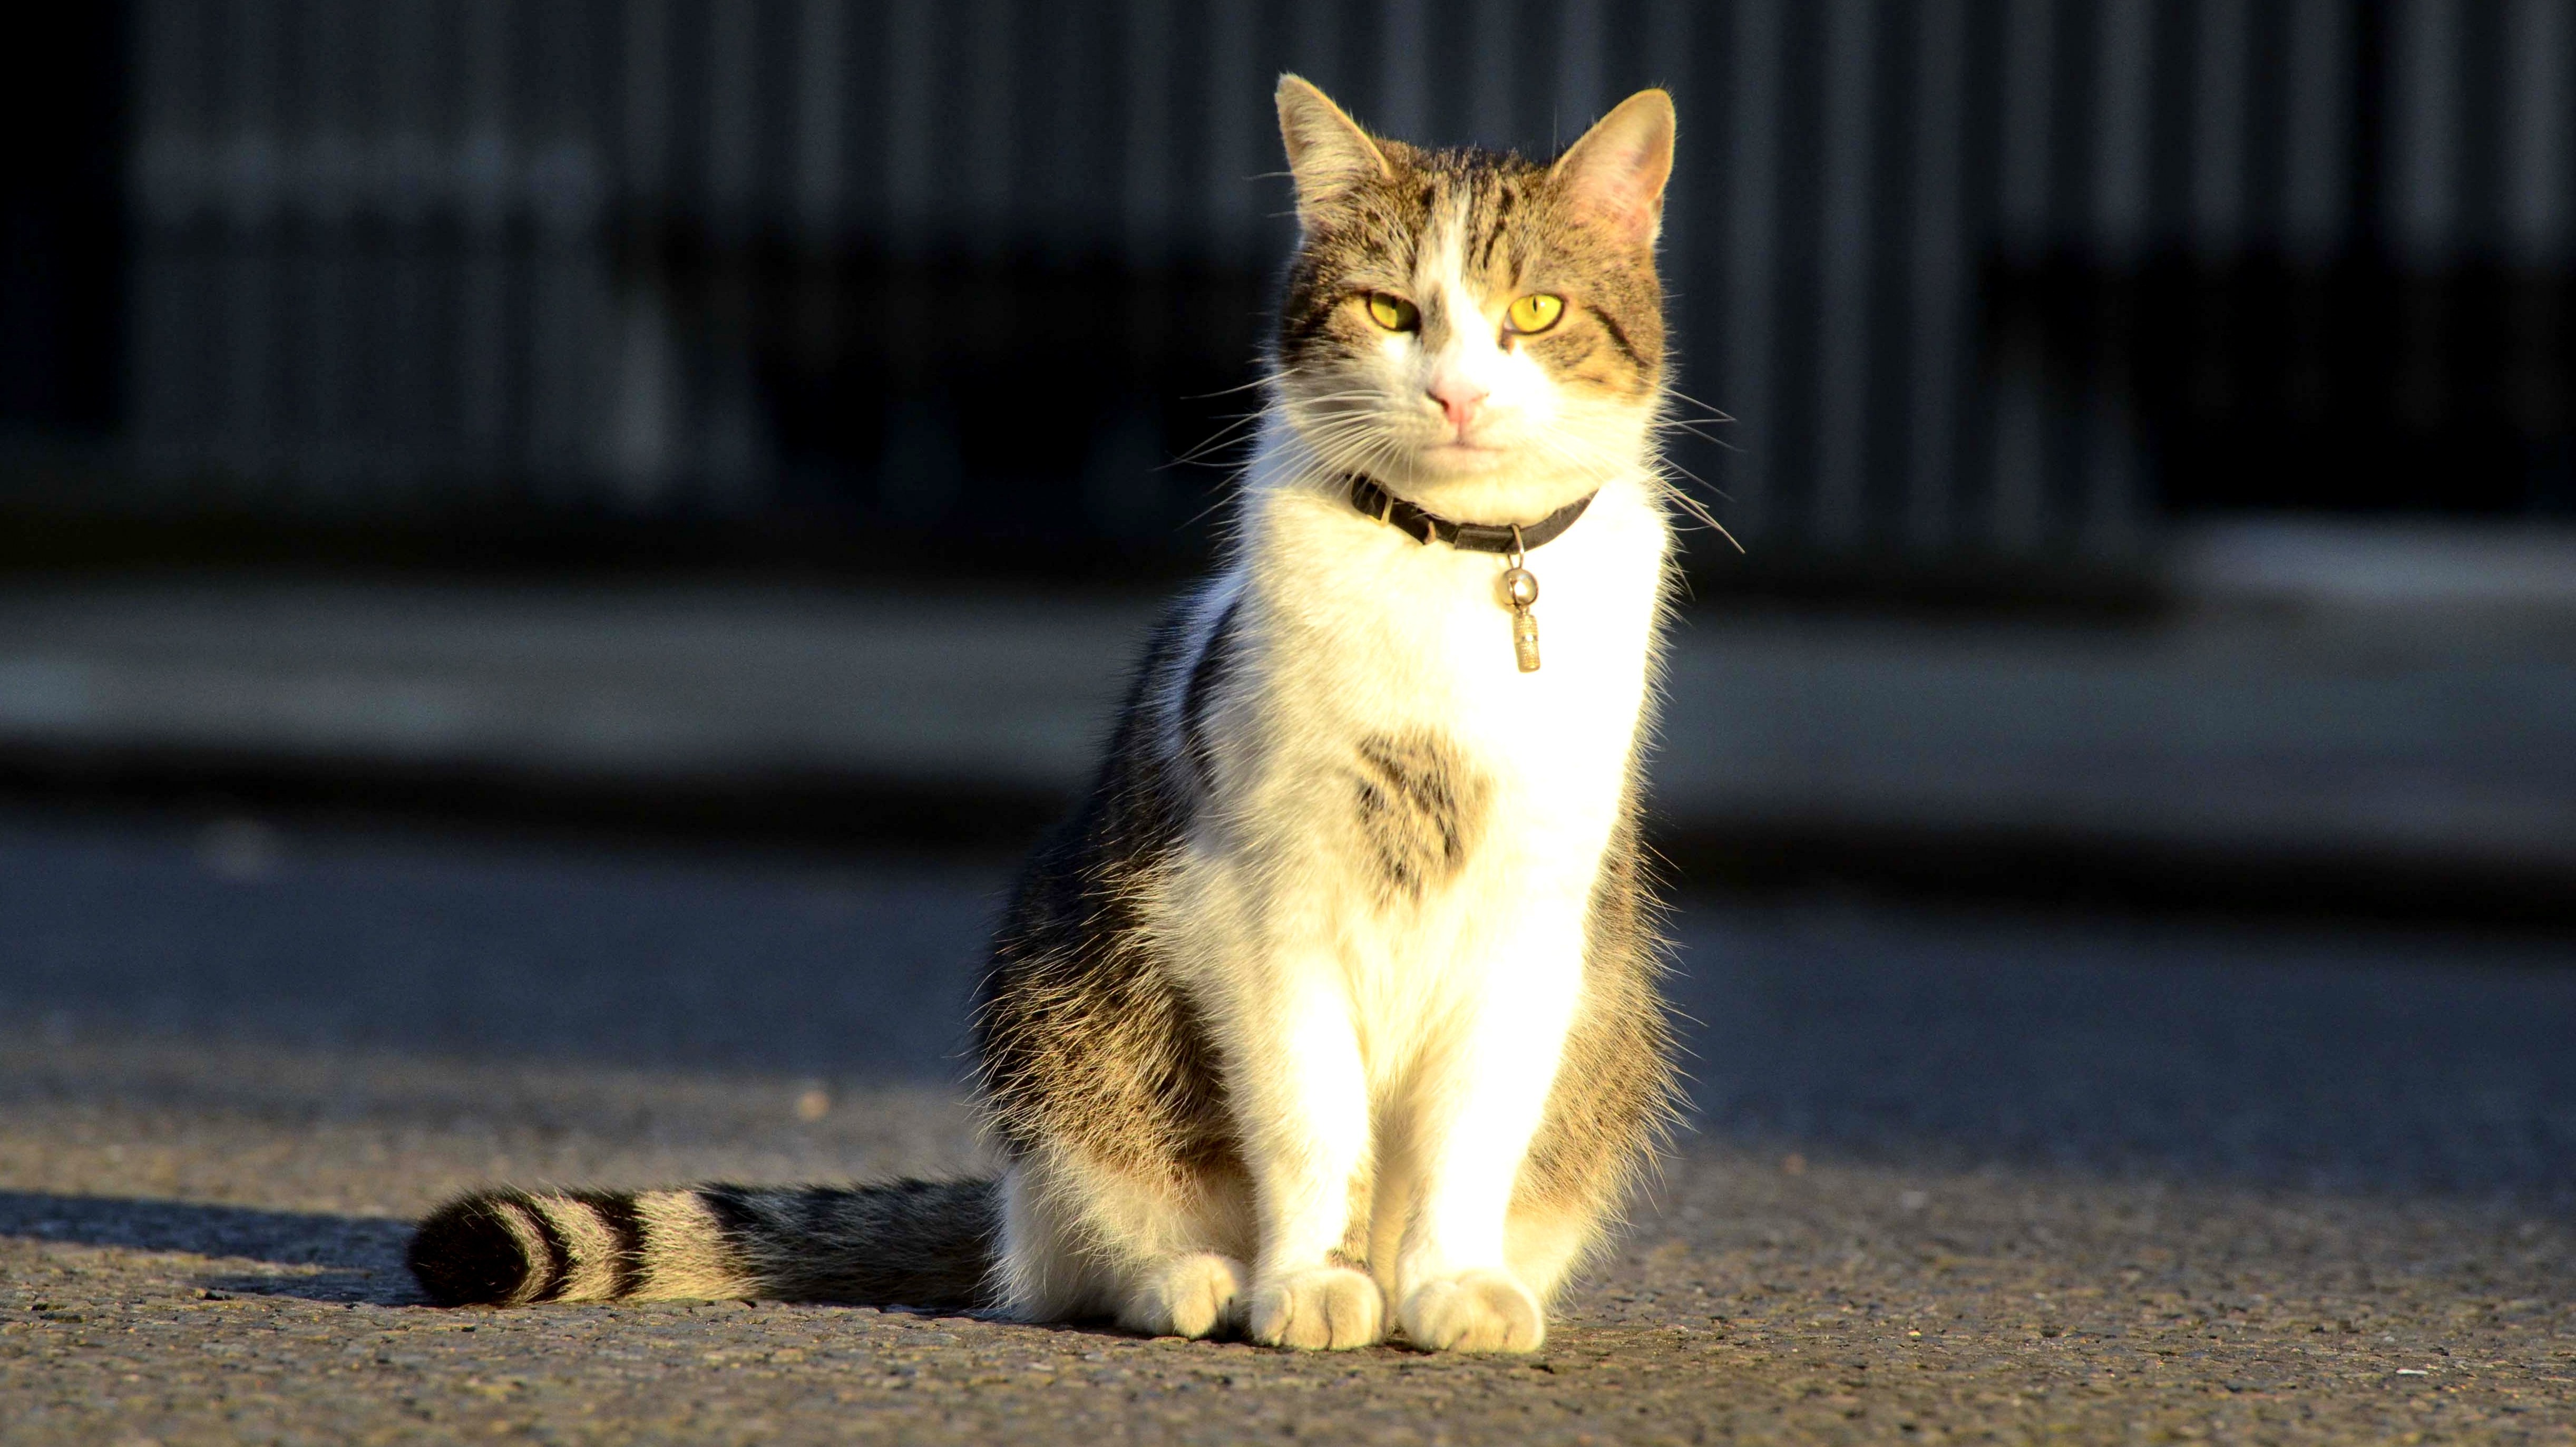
[0,1189,423,1304]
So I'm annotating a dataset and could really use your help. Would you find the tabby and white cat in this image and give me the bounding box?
[409,76,1682,1354]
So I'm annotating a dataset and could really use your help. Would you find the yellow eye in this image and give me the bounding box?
[1364,293,1419,332]
[1507,293,1565,334]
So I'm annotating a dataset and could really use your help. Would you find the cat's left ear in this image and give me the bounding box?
[1277,74,1393,227]
[1552,89,1676,247]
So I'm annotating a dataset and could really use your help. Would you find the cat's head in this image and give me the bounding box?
[1270,75,1674,522]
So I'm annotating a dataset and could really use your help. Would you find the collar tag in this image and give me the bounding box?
[1347,475,1587,673]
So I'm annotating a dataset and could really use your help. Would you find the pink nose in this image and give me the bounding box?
[1428,380,1487,435]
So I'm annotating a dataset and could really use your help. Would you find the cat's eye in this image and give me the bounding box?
[1506,294,1566,335]
[1364,294,1420,332]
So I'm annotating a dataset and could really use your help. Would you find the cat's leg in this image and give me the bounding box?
[1224,970,1385,1349]
[1388,906,1590,1353]
[1122,1250,1252,1340]
[994,1154,1254,1340]
[1500,1202,1602,1307]
[1502,914,1677,1308]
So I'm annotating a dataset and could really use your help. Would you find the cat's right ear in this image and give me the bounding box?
[1276,74,1392,227]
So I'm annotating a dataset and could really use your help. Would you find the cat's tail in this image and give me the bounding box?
[405,1178,998,1309]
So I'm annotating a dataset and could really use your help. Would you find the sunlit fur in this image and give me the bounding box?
[981,76,1685,1354]
[1271,77,1674,530]
[407,77,1684,1357]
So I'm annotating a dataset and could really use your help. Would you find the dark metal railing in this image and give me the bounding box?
[109,1,2576,565]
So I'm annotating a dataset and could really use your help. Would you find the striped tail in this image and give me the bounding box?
[405,1179,998,1308]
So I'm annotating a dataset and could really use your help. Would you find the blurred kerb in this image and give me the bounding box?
[2175,515,2576,620]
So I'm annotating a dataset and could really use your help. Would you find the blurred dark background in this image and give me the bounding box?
[5,0,2569,578]
[1,2,2572,923]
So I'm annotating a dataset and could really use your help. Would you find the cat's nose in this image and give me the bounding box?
[1427,379,1488,435]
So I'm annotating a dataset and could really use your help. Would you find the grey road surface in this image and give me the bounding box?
[3,810,2572,1443]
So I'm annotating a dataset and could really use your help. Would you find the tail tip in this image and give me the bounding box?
[407,1192,539,1307]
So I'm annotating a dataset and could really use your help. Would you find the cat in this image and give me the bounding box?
[407,74,1682,1354]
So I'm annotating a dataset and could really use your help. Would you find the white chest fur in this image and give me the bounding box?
[1237,468,1668,853]
[1155,454,1670,1092]
[1126,449,1676,1325]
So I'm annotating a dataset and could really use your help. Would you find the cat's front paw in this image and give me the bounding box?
[1117,1252,1248,1339]
[1245,1266,1385,1350]
[1399,1268,1544,1352]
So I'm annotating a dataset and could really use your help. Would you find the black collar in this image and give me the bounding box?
[1346,475,1596,553]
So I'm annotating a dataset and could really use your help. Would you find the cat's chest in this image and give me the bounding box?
[1252,492,1665,807]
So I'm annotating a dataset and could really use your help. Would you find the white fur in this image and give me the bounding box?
[993,431,1666,1348]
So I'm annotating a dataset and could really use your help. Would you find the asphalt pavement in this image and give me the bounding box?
[2,809,2571,1442]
